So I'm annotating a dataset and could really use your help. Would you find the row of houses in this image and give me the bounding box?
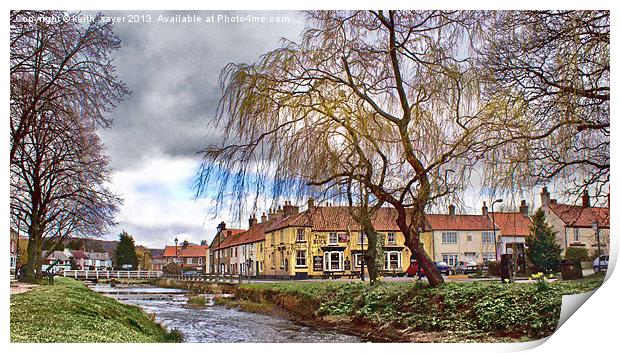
[202,188,609,279]
[41,249,113,272]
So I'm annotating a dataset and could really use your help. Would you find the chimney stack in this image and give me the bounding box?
[249,214,257,228]
[283,201,299,216]
[540,187,551,207]
[268,208,277,221]
[481,201,488,215]
[582,190,590,207]
[448,204,456,216]
[261,212,267,223]
[519,200,529,216]
[277,205,284,217]
[307,197,315,209]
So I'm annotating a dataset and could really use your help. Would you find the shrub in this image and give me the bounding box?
[487,261,501,276]
[163,262,181,275]
[564,247,590,262]
[186,295,207,306]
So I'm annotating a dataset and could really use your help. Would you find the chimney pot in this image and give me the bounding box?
[541,187,551,207]
[582,190,590,207]
[519,200,529,216]
[308,197,315,209]
[448,204,456,216]
[261,212,267,223]
[482,201,488,215]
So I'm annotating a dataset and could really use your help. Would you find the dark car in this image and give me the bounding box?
[433,261,451,275]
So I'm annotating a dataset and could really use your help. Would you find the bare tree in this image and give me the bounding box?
[10,11,126,282]
[478,11,609,204]
[11,104,121,282]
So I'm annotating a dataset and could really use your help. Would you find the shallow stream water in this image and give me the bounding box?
[89,284,364,343]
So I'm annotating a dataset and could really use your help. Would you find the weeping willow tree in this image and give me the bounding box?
[195,10,508,287]
[477,11,609,204]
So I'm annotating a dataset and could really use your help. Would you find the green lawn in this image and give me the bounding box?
[10,277,182,343]
[236,273,605,341]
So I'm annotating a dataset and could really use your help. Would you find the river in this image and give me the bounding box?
[89,284,364,343]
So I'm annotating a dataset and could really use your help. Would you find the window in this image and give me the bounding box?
[270,233,275,245]
[186,258,193,264]
[198,257,203,265]
[296,228,305,242]
[329,232,338,245]
[573,228,580,242]
[387,232,396,244]
[442,254,459,266]
[384,251,401,270]
[296,250,307,267]
[353,253,364,268]
[259,243,263,252]
[442,232,458,244]
[357,232,366,245]
[466,235,472,241]
[323,251,343,271]
[482,232,494,244]
[280,230,284,243]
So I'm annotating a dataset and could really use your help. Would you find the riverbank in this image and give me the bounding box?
[221,273,605,343]
[10,277,183,343]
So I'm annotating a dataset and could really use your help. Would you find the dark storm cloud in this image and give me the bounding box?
[99,10,306,170]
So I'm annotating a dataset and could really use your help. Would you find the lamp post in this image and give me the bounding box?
[593,221,601,265]
[360,232,365,282]
[174,237,180,276]
[491,199,503,260]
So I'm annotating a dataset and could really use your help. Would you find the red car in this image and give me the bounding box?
[406,260,425,277]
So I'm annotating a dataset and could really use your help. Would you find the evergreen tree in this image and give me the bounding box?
[115,231,138,269]
[527,209,562,272]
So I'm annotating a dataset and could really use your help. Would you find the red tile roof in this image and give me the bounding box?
[550,204,610,228]
[217,222,272,249]
[263,206,499,233]
[489,212,532,237]
[162,245,208,258]
[425,214,498,231]
[264,206,403,233]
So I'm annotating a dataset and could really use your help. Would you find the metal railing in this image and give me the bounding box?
[62,270,163,279]
[163,273,244,283]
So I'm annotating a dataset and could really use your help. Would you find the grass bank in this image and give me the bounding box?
[10,277,183,343]
[232,273,605,342]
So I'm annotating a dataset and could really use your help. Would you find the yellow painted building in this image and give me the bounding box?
[260,202,433,279]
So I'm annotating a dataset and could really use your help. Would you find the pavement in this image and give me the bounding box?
[10,281,38,295]
[241,268,597,284]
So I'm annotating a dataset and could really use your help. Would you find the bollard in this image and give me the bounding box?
[500,254,513,283]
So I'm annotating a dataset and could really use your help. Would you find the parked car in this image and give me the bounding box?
[183,270,200,276]
[433,261,451,275]
[593,255,609,272]
[454,261,478,275]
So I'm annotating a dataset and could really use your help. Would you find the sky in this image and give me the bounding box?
[95,10,578,249]
[98,11,306,248]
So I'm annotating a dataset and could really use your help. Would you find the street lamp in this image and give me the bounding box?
[174,237,180,276]
[593,221,601,263]
[360,231,365,282]
[491,199,503,260]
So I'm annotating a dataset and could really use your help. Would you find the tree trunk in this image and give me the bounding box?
[364,228,380,284]
[24,224,43,283]
[395,206,444,287]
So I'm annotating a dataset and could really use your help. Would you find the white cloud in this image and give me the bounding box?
[105,156,234,248]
